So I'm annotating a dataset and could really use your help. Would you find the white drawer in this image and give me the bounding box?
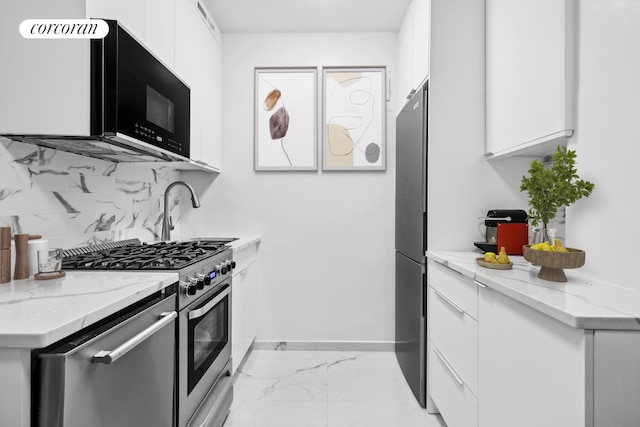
[428,259,478,320]
[429,341,478,427]
[429,286,478,397]
[233,242,257,276]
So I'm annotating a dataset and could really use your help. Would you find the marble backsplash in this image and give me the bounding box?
[0,137,183,249]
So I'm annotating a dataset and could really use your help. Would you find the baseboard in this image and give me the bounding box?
[250,340,395,352]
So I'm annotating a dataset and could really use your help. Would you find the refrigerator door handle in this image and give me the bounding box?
[422,273,427,318]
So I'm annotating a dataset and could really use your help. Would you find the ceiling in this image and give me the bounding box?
[201,0,413,33]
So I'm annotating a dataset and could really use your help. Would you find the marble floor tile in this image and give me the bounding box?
[223,350,446,427]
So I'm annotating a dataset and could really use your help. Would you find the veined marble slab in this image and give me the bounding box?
[427,250,640,330]
[0,271,178,349]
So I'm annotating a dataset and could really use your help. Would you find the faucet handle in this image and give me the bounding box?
[169,216,175,231]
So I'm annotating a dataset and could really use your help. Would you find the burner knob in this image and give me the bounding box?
[188,284,197,296]
[180,280,192,297]
[196,273,206,290]
[185,276,199,294]
[216,263,227,275]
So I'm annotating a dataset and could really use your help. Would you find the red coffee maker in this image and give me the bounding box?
[478,209,529,255]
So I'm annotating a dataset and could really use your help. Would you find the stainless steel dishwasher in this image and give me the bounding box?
[35,286,177,427]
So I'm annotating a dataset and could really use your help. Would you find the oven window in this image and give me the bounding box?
[187,288,229,393]
[146,85,175,132]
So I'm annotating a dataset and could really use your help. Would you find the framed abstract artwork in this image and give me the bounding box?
[322,67,387,171]
[254,67,318,171]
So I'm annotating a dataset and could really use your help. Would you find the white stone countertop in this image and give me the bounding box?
[0,271,178,349]
[427,250,640,330]
[227,236,262,252]
[0,235,261,350]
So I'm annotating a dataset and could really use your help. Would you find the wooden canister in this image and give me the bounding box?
[0,249,10,283]
[13,234,29,280]
[0,227,10,249]
[0,228,11,283]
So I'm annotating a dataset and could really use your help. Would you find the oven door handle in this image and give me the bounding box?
[92,311,177,365]
[189,286,230,320]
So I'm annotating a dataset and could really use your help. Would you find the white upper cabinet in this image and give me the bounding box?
[397,0,431,103]
[485,0,575,159]
[86,0,175,69]
[174,0,222,172]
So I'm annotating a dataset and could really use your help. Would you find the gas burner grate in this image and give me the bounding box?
[62,239,231,271]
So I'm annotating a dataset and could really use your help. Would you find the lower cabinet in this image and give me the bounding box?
[593,331,640,426]
[428,259,640,427]
[478,286,590,427]
[428,260,479,427]
[231,242,259,373]
[429,342,478,427]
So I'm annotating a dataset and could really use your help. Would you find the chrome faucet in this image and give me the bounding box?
[161,181,200,241]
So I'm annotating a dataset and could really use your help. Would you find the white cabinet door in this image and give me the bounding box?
[485,0,574,158]
[198,28,222,170]
[429,341,478,427]
[174,0,221,171]
[231,266,257,373]
[478,286,590,427]
[411,0,430,89]
[593,331,640,426]
[230,242,259,373]
[397,0,430,102]
[86,0,175,68]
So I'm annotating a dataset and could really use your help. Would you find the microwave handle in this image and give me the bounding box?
[189,286,231,320]
[93,311,177,364]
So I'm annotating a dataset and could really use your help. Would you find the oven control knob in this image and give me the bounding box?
[224,260,234,272]
[216,263,227,275]
[187,282,197,296]
[195,273,206,289]
[180,280,192,297]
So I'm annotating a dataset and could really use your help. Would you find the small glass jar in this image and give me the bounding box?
[38,248,63,274]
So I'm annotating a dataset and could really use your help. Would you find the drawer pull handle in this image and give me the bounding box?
[434,347,464,385]
[473,280,487,288]
[433,289,464,313]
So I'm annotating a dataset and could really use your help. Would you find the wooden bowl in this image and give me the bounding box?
[522,245,585,282]
[476,258,513,270]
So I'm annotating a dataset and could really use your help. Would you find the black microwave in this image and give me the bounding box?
[91,20,190,159]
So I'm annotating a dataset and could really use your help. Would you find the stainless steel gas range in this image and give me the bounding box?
[62,238,236,427]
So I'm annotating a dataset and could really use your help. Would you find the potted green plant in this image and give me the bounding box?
[520,145,595,282]
[520,145,595,243]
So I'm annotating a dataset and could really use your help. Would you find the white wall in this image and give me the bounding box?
[182,32,399,346]
[568,0,640,287]
[427,0,531,251]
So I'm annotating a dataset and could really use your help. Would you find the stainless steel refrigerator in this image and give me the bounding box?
[395,80,428,407]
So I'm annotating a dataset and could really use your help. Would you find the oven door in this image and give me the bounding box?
[178,281,232,427]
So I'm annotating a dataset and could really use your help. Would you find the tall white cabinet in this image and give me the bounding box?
[485,0,575,158]
[174,0,222,172]
[397,0,430,101]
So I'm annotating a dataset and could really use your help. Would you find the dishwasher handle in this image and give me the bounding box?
[93,311,177,365]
